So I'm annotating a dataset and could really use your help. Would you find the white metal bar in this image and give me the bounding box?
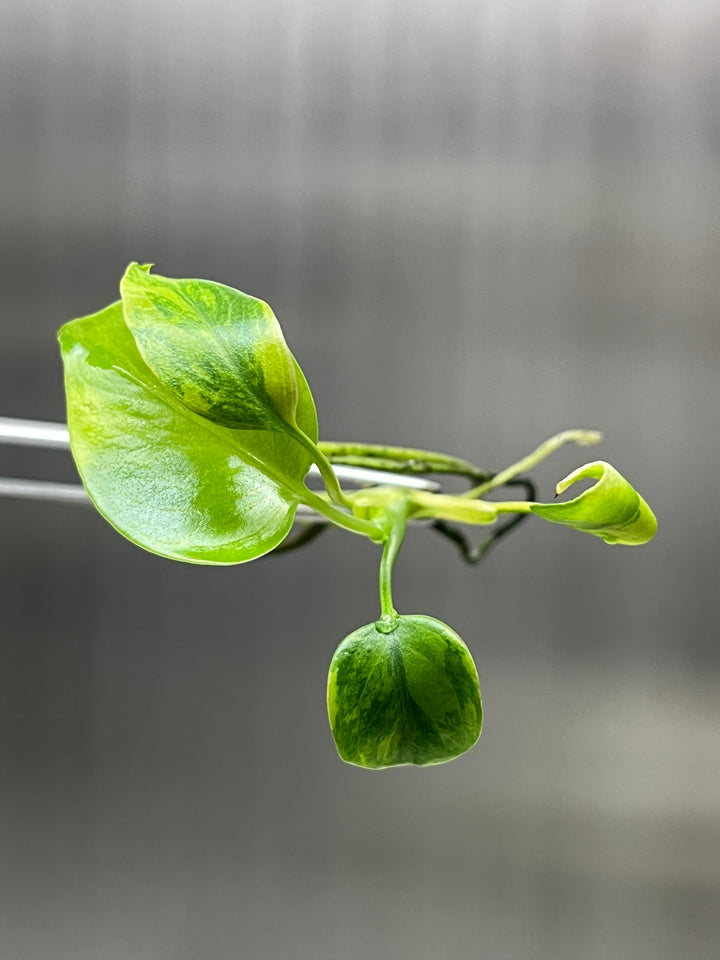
[314,462,438,491]
[0,417,70,449]
[0,480,434,527]
[0,478,90,504]
[0,416,441,491]
[0,415,443,524]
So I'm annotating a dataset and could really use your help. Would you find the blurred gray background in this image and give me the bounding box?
[1,1,719,958]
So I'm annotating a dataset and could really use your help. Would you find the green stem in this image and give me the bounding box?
[299,487,384,540]
[291,428,354,509]
[378,539,398,625]
[495,501,535,515]
[462,429,603,499]
[313,445,354,509]
[319,441,485,478]
[408,490,533,525]
[377,496,408,629]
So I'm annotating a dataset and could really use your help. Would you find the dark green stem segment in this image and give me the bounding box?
[319,441,489,481]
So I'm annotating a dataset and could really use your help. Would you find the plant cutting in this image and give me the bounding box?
[58,264,657,769]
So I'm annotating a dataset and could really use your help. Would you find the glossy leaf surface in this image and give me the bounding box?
[59,301,318,563]
[328,615,482,769]
[120,263,300,432]
[530,460,657,545]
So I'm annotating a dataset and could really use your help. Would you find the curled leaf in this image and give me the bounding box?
[120,263,300,433]
[530,460,657,545]
[327,615,482,769]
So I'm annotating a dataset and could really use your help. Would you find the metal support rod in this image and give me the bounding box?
[0,417,70,449]
[0,416,440,516]
[0,416,438,491]
[0,478,90,504]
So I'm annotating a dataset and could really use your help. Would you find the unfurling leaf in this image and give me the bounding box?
[58,301,318,563]
[530,460,657,545]
[120,263,300,433]
[327,615,482,769]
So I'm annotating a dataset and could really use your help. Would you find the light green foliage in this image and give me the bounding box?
[58,264,658,768]
[58,301,318,563]
[328,616,482,769]
[529,461,657,544]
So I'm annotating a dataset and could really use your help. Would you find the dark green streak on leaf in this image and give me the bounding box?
[120,263,300,433]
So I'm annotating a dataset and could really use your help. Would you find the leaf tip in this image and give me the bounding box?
[56,320,72,348]
[121,261,154,287]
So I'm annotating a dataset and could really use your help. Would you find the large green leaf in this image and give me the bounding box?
[530,460,657,545]
[58,301,318,563]
[327,615,482,769]
[120,263,300,433]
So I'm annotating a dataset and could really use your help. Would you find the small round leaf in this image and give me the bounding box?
[327,615,482,769]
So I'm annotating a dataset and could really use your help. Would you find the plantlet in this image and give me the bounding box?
[58,264,657,769]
